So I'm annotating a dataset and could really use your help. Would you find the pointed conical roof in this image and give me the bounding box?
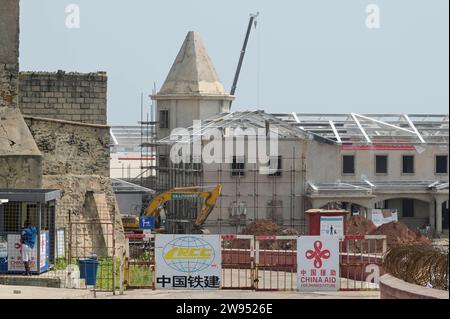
[156,31,233,99]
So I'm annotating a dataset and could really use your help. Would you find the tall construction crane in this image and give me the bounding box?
[230,12,259,109]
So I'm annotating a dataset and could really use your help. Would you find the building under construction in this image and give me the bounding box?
[140,31,448,236]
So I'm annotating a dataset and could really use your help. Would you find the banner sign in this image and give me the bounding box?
[7,231,49,273]
[297,236,340,292]
[155,235,221,290]
[40,231,49,272]
[7,234,37,272]
[372,209,398,227]
[320,216,344,236]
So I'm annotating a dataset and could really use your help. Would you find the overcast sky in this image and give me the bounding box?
[19,0,449,125]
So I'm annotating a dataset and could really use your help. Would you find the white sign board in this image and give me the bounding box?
[7,234,38,272]
[371,209,384,227]
[56,229,65,258]
[391,211,398,222]
[7,233,49,273]
[320,216,344,236]
[297,236,340,292]
[155,235,221,289]
[372,209,398,227]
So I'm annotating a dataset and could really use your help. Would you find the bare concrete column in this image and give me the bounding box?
[436,200,443,234]
[429,199,436,231]
[367,207,373,220]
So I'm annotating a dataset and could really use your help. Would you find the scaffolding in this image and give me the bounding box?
[141,110,449,234]
[152,143,309,234]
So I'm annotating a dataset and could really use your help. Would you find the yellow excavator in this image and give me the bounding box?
[122,185,222,234]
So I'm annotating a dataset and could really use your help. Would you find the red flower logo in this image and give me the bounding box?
[305,240,331,268]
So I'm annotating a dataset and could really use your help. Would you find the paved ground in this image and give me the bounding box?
[222,269,378,290]
[99,289,379,299]
[0,284,379,299]
[0,284,93,299]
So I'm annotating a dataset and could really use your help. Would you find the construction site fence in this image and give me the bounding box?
[120,234,387,292]
[1,223,386,293]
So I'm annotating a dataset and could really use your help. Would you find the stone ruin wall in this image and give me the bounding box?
[23,117,125,254]
[42,174,124,257]
[1,0,123,254]
[18,71,107,125]
[0,0,19,109]
[24,117,110,176]
[0,0,43,189]
[0,63,19,109]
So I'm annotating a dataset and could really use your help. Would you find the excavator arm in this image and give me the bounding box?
[193,185,222,231]
[131,184,222,233]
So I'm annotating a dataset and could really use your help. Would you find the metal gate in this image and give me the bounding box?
[339,235,387,291]
[221,235,255,289]
[123,234,155,290]
[68,217,116,293]
[255,236,297,291]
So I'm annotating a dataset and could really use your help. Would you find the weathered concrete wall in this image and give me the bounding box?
[0,0,19,109]
[156,99,230,140]
[0,107,42,188]
[83,191,115,256]
[0,156,42,188]
[379,274,449,299]
[42,174,125,254]
[18,71,107,125]
[24,117,110,176]
[0,64,19,109]
[0,0,19,64]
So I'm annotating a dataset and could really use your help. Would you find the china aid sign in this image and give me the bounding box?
[297,236,340,292]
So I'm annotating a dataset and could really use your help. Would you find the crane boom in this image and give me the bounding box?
[230,12,259,108]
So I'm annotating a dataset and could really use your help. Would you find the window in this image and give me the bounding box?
[436,155,448,174]
[402,155,414,174]
[375,155,388,174]
[231,156,245,177]
[342,155,355,174]
[402,199,414,217]
[268,156,282,177]
[159,110,169,129]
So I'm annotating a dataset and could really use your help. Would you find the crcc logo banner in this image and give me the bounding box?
[155,235,221,289]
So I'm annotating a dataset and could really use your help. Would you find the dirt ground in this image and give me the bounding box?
[346,215,432,249]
